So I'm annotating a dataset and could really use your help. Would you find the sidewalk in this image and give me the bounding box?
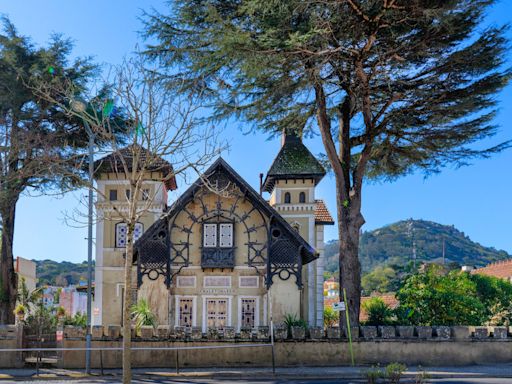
[1,364,512,381]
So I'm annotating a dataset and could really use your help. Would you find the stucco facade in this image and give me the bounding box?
[93,133,333,330]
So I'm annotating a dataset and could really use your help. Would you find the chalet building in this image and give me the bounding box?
[93,132,334,330]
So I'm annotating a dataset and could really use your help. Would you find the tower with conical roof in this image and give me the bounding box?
[264,129,334,327]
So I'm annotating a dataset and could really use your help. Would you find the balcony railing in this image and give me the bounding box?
[201,248,235,268]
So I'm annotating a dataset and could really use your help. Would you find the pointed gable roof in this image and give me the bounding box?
[137,157,317,264]
[263,131,326,193]
[93,144,177,191]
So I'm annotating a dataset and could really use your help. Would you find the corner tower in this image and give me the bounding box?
[92,145,177,326]
[264,130,334,327]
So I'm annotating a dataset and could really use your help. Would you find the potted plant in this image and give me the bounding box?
[56,306,66,320]
[13,304,27,321]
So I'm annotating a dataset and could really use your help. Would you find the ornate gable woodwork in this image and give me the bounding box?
[134,158,317,289]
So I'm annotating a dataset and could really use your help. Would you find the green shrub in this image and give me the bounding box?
[362,365,384,384]
[362,297,394,325]
[323,307,339,327]
[131,299,157,334]
[385,362,407,383]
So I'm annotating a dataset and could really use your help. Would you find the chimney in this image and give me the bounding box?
[281,128,302,147]
[259,173,264,196]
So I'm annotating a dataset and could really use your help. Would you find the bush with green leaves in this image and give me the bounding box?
[63,312,86,327]
[388,265,512,326]
[362,297,394,326]
[131,299,157,334]
[385,362,407,384]
[283,313,307,336]
[323,307,339,328]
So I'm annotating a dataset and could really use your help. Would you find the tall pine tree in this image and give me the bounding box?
[144,0,510,325]
[0,17,95,323]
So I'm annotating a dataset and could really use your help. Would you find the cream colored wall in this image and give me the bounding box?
[269,279,301,323]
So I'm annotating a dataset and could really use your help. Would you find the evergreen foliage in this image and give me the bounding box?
[144,0,511,325]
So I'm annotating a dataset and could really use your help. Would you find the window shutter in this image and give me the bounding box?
[219,223,233,247]
[203,223,217,247]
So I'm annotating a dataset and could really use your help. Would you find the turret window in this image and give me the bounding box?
[109,189,118,201]
[299,192,306,203]
[284,192,291,204]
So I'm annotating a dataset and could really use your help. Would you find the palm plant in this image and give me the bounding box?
[130,299,157,334]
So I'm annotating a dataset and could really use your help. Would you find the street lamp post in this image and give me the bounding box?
[71,99,94,374]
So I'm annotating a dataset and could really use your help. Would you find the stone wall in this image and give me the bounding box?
[55,324,512,369]
[0,325,22,368]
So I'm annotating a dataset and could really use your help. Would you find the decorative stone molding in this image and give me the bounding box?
[57,325,512,342]
[416,326,433,339]
[326,327,341,339]
[291,326,305,340]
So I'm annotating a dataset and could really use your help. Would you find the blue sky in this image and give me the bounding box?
[3,1,512,263]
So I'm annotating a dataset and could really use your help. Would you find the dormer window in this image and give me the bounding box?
[202,221,235,268]
[203,223,233,248]
[284,192,291,204]
[299,192,306,203]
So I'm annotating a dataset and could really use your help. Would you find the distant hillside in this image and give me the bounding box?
[35,259,92,286]
[325,219,511,273]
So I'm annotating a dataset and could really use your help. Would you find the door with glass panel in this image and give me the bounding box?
[178,298,194,327]
[240,298,256,328]
[206,298,228,329]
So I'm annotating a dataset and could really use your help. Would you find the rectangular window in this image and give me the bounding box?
[219,224,233,247]
[206,298,228,329]
[240,298,256,328]
[203,223,217,247]
[142,188,150,201]
[178,298,194,327]
[109,189,118,201]
[125,189,130,200]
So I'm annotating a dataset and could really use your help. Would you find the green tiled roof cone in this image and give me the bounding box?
[263,129,326,193]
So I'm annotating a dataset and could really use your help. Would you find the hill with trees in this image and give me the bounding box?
[35,259,91,286]
[325,219,510,277]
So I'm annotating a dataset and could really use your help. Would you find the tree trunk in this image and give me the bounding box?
[122,224,134,384]
[337,206,363,329]
[0,203,18,325]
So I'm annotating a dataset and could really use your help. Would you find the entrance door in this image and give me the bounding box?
[206,298,228,329]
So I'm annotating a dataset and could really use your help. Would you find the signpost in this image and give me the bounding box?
[332,290,355,366]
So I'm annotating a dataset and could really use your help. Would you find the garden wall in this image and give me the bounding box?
[0,325,22,368]
[55,324,512,369]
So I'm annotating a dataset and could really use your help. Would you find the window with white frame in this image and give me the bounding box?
[206,298,228,329]
[115,222,144,248]
[178,298,194,327]
[202,222,233,248]
[239,297,257,329]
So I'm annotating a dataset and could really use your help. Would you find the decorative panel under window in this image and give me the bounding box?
[219,223,233,247]
[207,298,228,329]
[241,298,256,328]
[203,224,217,247]
[179,298,193,327]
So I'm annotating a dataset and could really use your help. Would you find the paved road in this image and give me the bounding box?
[3,378,512,384]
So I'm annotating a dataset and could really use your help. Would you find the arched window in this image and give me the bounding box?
[284,192,291,204]
[299,192,306,203]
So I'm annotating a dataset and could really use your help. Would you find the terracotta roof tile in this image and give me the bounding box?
[471,259,512,280]
[315,199,335,225]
